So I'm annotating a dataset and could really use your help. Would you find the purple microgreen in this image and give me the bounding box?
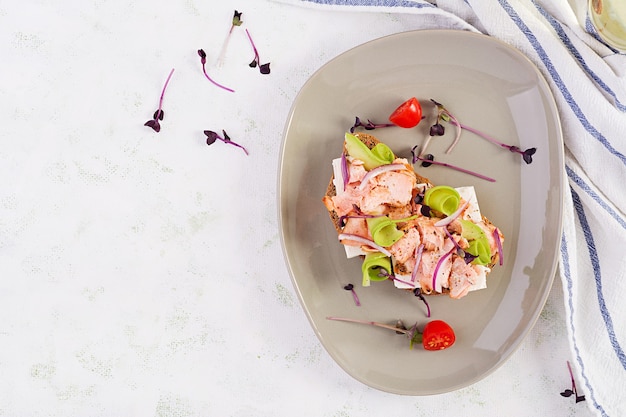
[197,49,235,92]
[153,110,165,121]
[419,153,434,167]
[418,135,433,158]
[245,29,271,74]
[407,322,423,349]
[216,10,244,67]
[343,283,361,306]
[338,211,381,228]
[326,316,423,348]
[376,267,394,281]
[232,10,243,26]
[426,99,463,154]
[464,252,478,264]
[411,146,496,182]
[429,124,445,136]
[395,319,407,334]
[560,361,586,403]
[337,233,392,257]
[341,151,349,191]
[432,247,455,292]
[350,117,395,133]
[204,129,249,155]
[443,227,466,258]
[327,316,410,334]
[387,274,414,287]
[411,243,424,285]
[449,119,537,164]
[144,68,175,132]
[413,288,431,318]
[419,99,449,155]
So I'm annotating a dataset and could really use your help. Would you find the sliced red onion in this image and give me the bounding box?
[432,247,455,292]
[493,227,504,266]
[357,163,407,191]
[338,233,392,257]
[411,243,425,284]
[340,151,349,191]
[434,200,470,227]
[443,227,464,256]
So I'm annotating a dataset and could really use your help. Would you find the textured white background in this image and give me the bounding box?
[0,0,593,416]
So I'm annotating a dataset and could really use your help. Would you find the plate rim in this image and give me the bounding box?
[278,29,564,395]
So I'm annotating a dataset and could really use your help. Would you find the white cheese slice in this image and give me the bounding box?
[332,158,346,197]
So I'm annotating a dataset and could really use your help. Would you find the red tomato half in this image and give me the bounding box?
[422,320,456,351]
[389,97,423,128]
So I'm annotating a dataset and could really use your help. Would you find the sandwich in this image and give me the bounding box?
[322,132,504,299]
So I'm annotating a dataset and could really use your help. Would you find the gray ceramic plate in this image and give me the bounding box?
[278,30,564,395]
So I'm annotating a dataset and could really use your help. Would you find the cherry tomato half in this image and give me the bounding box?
[422,320,456,351]
[389,97,423,128]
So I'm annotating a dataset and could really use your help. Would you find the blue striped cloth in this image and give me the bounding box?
[275,0,626,415]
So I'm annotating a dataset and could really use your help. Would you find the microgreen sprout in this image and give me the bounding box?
[144,68,175,132]
[216,10,243,67]
[343,283,361,306]
[326,316,423,348]
[376,267,395,281]
[430,99,462,154]
[449,119,537,164]
[443,227,466,259]
[418,99,459,156]
[411,146,496,182]
[560,361,586,403]
[413,288,431,317]
[350,117,395,133]
[395,319,407,334]
[428,99,537,163]
[197,49,235,92]
[245,29,270,74]
[338,206,381,228]
[204,129,249,155]
[369,267,432,318]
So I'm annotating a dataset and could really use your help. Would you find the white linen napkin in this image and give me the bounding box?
[273,0,626,416]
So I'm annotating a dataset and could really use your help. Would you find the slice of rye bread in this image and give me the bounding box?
[322,132,502,271]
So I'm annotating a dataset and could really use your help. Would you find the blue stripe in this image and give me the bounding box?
[567,165,626,229]
[299,0,433,7]
[532,1,626,112]
[497,0,626,166]
[570,188,626,370]
[560,235,607,416]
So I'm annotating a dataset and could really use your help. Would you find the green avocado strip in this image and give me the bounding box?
[459,219,491,265]
[344,132,395,170]
[361,252,392,286]
[366,216,404,247]
[423,185,461,216]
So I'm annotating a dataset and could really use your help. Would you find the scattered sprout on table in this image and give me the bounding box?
[144,68,175,132]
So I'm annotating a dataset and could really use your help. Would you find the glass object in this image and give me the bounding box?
[589,0,626,51]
